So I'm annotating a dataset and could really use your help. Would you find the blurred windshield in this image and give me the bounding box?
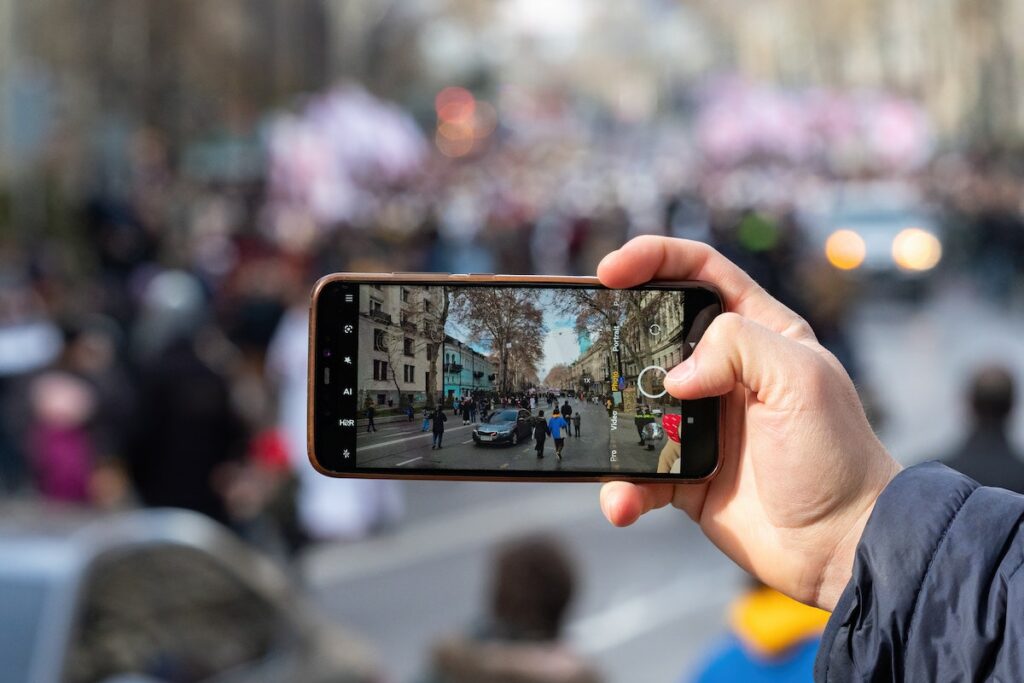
[484,411,519,424]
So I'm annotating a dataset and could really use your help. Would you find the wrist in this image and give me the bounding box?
[814,459,902,611]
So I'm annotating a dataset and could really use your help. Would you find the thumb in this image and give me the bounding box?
[665,312,819,404]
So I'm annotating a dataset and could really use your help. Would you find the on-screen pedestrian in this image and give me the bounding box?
[533,410,550,458]
[366,402,377,432]
[431,407,447,449]
[560,401,573,437]
[548,409,568,460]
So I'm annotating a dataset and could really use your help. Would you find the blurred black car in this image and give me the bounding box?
[471,409,533,447]
[0,507,381,683]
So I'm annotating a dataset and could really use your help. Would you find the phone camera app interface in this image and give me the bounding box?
[340,284,719,476]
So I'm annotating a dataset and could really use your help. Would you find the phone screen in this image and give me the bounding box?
[312,279,721,481]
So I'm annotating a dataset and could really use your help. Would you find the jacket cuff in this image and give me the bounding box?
[814,461,978,680]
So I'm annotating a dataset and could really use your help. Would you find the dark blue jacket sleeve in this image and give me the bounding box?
[815,462,1024,682]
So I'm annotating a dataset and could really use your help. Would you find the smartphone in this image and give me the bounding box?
[308,274,723,482]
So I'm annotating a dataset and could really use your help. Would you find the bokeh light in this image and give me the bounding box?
[825,229,867,270]
[892,227,942,271]
[435,87,476,123]
[434,87,499,156]
[435,129,475,157]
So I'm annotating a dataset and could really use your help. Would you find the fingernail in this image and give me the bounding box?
[666,360,694,387]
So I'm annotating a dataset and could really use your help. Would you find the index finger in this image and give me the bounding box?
[597,236,808,337]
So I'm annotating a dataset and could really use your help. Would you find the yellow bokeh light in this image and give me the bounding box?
[892,228,941,271]
[435,130,474,158]
[825,229,866,270]
[438,120,474,141]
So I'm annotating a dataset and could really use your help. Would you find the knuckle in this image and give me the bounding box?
[796,353,834,403]
[630,234,666,250]
[787,316,817,342]
[707,311,744,343]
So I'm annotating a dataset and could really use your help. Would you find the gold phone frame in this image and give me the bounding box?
[308,272,724,483]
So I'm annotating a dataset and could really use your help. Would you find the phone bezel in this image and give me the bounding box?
[308,273,724,483]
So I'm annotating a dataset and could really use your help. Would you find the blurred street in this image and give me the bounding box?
[856,282,1024,464]
[305,481,742,683]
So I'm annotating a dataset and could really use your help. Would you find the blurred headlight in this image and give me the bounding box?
[892,228,941,271]
[825,229,866,270]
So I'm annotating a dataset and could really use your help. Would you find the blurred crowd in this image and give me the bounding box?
[3,80,1024,562]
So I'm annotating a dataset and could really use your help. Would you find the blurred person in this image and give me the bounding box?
[25,371,98,503]
[216,252,310,555]
[268,297,402,542]
[125,271,247,523]
[530,211,573,276]
[973,192,1023,305]
[422,534,601,683]
[56,317,137,509]
[0,275,64,493]
[666,192,712,244]
[533,409,550,459]
[572,411,581,438]
[792,262,861,386]
[60,317,134,454]
[943,365,1024,494]
[596,236,1024,680]
[687,578,829,683]
[422,407,432,432]
[220,426,300,559]
[82,196,159,322]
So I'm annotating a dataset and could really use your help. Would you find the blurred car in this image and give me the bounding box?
[472,409,533,446]
[651,406,664,417]
[806,181,943,279]
[0,506,381,683]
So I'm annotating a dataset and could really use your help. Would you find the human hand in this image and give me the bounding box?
[597,236,901,610]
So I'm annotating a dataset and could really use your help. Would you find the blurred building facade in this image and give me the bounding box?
[3,0,1024,183]
[693,0,1024,144]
